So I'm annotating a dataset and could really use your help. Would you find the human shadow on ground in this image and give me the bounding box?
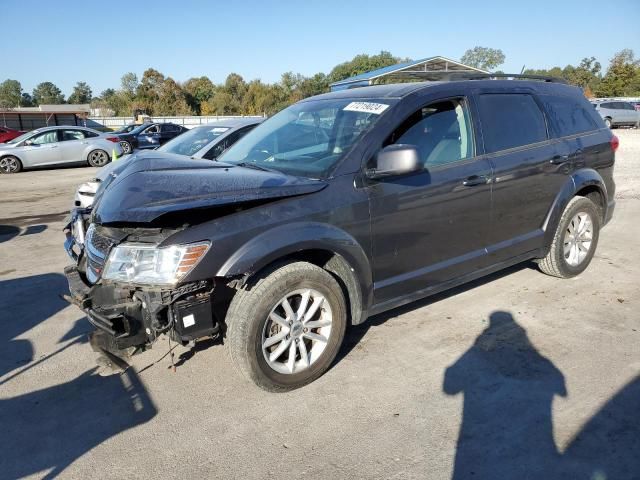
[443,311,639,480]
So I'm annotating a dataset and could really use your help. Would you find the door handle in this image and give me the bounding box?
[462,175,489,187]
[550,154,569,165]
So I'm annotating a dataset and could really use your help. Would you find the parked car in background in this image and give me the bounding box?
[71,118,264,208]
[157,118,264,159]
[64,78,616,391]
[591,100,640,128]
[0,126,25,143]
[0,126,123,174]
[112,123,142,134]
[116,122,188,154]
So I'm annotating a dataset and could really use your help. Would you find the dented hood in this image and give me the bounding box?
[92,152,327,225]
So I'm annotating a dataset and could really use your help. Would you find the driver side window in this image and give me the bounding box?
[30,131,58,145]
[144,125,159,134]
[386,98,474,167]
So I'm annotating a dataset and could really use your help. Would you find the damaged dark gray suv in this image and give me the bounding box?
[64,77,617,391]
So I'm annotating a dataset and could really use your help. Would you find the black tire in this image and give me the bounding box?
[538,196,600,278]
[0,155,22,174]
[604,117,612,129]
[120,141,132,154]
[226,261,347,392]
[87,149,110,167]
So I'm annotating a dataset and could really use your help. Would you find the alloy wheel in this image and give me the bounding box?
[563,211,593,266]
[0,157,20,173]
[261,288,333,375]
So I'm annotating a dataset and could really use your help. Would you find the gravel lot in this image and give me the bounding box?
[0,130,638,479]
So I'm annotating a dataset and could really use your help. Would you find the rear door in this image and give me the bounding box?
[368,95,493,303]
[159,124,180,144]
[56,128,89,163]
[20,130,61,166]
[474,90,568,262]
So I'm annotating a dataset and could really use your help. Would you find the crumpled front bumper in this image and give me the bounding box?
[63,264,219,357]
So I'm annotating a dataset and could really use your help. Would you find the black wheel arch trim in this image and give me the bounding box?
[542,168,609,247]
[214,222,373,324]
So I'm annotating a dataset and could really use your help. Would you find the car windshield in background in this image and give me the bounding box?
[217,99,392,178]
[7,131,36,144]
[158,125,230,156]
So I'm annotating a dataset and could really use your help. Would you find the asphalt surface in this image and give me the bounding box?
[0,131,638,479]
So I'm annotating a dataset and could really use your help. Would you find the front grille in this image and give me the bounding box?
[85,224,117,283]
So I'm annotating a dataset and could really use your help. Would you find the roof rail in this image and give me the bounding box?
[445,73,568,84]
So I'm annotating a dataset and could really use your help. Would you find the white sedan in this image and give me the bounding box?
[0,126,124,174]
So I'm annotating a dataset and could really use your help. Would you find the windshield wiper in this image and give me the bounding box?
[235,162,279,173]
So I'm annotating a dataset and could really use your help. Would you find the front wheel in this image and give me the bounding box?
[604,118,612,129]
[87,149,110,167]
[226,261,347,392]
[0,155,22,174]
[538,196,600,278]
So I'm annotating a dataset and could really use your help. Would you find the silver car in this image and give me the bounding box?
[591,100,640,128]
[72,118,264,208]
[0,126,124,174]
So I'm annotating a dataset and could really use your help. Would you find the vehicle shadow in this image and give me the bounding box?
[442,311,639,480]
[0,273,71,378]
[337,262,534,363]
[0,273,158,479]
[0,367,157,479]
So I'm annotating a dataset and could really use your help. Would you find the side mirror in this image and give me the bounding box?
[366,144,421,179]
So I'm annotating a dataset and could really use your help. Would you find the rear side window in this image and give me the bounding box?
[540,95,598,137]
[477,94,547,153]
[83,130,99,138]
[600,102,615,109]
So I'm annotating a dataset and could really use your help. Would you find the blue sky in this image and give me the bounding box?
[3,0,639,97]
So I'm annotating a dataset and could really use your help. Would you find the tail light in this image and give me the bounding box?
[105,136,120,143]
[610,135,619,152]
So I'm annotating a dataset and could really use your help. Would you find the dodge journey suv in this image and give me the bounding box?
[63,77,617,391]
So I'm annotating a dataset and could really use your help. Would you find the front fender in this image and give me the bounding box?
[216,222,374,319]
[542,168,608,247]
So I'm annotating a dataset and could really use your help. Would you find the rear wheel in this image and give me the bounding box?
[120,141,132,154]
[87,149,110,167]
[538,196,600,278]
[226,261,347,392]
[0,155,22,174]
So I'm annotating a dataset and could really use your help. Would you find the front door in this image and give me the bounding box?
[22,130,61,166]
[368,96,493,304]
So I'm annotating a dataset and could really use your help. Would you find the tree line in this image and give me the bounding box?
[1,48,639,116]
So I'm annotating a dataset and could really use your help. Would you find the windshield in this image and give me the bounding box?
[7,130,37,144]
[158,125,230,156]
[218,98,392,178]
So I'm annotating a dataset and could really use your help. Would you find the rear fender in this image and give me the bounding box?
[542,168,608,247]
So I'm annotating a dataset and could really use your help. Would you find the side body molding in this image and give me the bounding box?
[542,168,609,247]
[216,222,374,325]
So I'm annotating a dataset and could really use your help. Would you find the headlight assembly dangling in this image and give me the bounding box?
[102,241,210,285]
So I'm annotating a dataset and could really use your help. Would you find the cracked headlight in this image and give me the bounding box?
[102,242,210,285]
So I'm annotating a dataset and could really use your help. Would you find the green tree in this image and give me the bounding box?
[329,51,402,83]
[32,81,64,105]
[596,49,640,97]
[67,81,92,104]
[183,76,216,114]
[154,78,193,115]
[460,46,505,71]
[136,68,166,114]
[20,92,34,107]
[0,79,22,108]
[120,72,139,98]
